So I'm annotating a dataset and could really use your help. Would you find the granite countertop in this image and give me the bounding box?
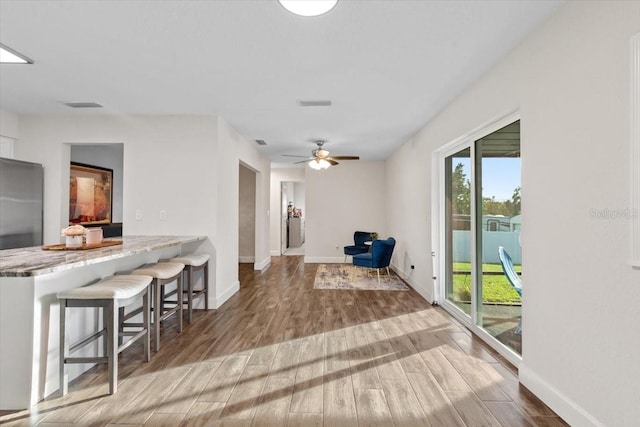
[0,235,206,277]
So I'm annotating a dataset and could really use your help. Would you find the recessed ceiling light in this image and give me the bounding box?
[0,43,33,64]
[278,0,338,17]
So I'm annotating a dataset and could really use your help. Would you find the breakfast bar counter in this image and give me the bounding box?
[0,235,207,409]
[0,235,205,277]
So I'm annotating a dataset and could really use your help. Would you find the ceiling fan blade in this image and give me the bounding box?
[293,159,310,164]
[327,159,339,166]
[282,154,311,158]
[330,155,360,160]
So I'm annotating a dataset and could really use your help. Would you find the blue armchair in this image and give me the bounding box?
[353,237,396,283]
[498,246,522,334]
[344,231,374,263]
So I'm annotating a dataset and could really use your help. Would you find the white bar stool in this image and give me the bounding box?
[58,274,152,396]
[167,253,209,323]
[130,262,185,352]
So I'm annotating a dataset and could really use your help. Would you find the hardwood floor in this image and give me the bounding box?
[0,256,568,426]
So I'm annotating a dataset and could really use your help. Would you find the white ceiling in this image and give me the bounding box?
[0,0,562,166]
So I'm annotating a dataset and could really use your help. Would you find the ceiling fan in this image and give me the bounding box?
[282,140,360,169]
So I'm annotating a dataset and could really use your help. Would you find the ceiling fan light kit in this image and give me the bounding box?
[283,140,360,169]
[309,159,331,170]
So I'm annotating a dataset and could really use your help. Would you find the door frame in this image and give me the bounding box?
[280,182,288,255]
[432,110,522,366]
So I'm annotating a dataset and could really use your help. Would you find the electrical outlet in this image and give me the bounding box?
[160,210,167,221]
[135,210,142,220]
[335,244,339,251]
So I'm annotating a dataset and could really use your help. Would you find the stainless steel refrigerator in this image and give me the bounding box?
[0,157,44,249]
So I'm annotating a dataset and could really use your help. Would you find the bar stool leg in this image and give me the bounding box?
[105,303,111,361]
[153,279,161,352]
[160,283,166,322]
[187,267,193,324]
[118,306,125,346]
[59,299,68,397]
[107,300,118,394]
[143,287,150,362]
[177,274,183,333]
[204,262,209,311]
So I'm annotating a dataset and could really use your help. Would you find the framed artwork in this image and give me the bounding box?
[69,162,113,225]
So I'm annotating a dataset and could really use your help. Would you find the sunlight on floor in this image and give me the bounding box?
[1,313,510,427]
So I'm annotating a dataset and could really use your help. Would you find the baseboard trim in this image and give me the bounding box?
[391,262,433,304]
[519,363,604,427]
[270,250,281,256]
[304,256,345,263]
[214,280,239,309]
[254,256,271,271]
[238,256,255,263]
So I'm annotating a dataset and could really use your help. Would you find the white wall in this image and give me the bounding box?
[217,117,271,283]
[15,116,218,240]
[70,144,124,222]
[0,110,19,139]
[238,163,256,262]
[269,168,304,255]
[13,114,271,309]
[386,137,434,300]
[387,2,640,425]
[293,181,305,216]
[305,161,387,263]
[270,164,386,261]
[15,116,218,304]
[1,110,20,158]
[285,182,295,206]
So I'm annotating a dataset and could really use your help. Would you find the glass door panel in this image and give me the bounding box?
[475,121,522,355]
[444,148,472,316]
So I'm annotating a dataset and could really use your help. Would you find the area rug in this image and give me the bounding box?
[313,264,409,291]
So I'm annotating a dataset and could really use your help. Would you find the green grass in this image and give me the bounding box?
[453,262,521,273]
[451,262,521,304]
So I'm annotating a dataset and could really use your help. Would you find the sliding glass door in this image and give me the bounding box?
[476,121,522,355]
[440,118,522,359]
[444,148,472,317]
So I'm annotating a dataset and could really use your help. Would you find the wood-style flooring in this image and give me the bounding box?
[0,256,568,426]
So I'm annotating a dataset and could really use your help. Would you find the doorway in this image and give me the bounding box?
[281,181,305,255]
[239,163,257,265]
[438,116,522,362]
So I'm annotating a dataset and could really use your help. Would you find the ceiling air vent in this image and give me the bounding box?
[63,102,103,108]
[297,100,332,107]
[255,139,267,146]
